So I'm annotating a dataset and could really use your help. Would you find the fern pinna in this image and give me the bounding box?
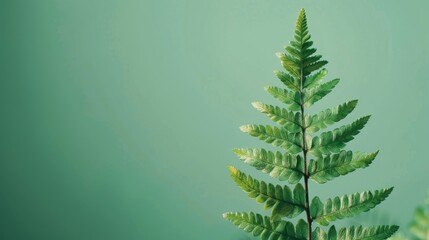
[223,8,398,240]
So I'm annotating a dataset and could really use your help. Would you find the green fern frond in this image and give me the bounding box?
[313,225,399,240]
[309,116,370,157]
[223,212,307,240]
[306,100,358,133]
[310,188,393,226]
[224,8,396,240]
[252,102,302,133]
[233,148,304,184]
[240,124,302,153]
[228,166,305,219]
[308,150,379,184]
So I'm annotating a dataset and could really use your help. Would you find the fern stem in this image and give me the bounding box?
[300,67,312,240]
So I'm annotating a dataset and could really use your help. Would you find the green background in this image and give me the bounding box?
[1,0,428,239]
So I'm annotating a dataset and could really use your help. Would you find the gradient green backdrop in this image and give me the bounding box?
[1,0,429,239]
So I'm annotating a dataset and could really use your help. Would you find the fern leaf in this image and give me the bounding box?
[274,70,300,91]
[252,101,302,133]
[339,225,399,240]
[308,150,379,184]
[306,100,358,133]
[309,116,370,157]
[225,8,396,240]
[304,60,328,77]
[276,52,301,78]
[303,79,340,107]
[289,9,328,79]
[233,148,304,183]
[228,166,305,219]
[292,9,311,56]
[240,124,302,153]
[310,188,393,226]
[290,10,310,57]
[312,225,399,240]
[265,86,301,111]
[303,55,322,67]
[286,45,302,61]
[223,212,307,240]
[304,69,327,89]
[294,9,309,41]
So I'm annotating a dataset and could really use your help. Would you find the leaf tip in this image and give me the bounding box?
[251,101,264,111]
[299,8,306,16]
[362,115,372,122]
[321,68,328,75]
[350,99,359,106]
[373,150,380,157]
[263,85,272,92]
[239,125,250,133]
[231,148,240,153]
[332,78,340,84]
[228,165,238,175]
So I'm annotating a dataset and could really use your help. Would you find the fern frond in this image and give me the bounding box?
[265,86,301,111]
[225,8,395,240]
[312,225,399,240]
[228,166,305,219]
[309,116,370,157]
[310,188,393,226]
[252,101,302,133]
[306,100,358,133]
[308,150,379,184]
[303,79,340,107]
[223,212,307,240]
[240,124,302,153]
[233,148,304,183]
